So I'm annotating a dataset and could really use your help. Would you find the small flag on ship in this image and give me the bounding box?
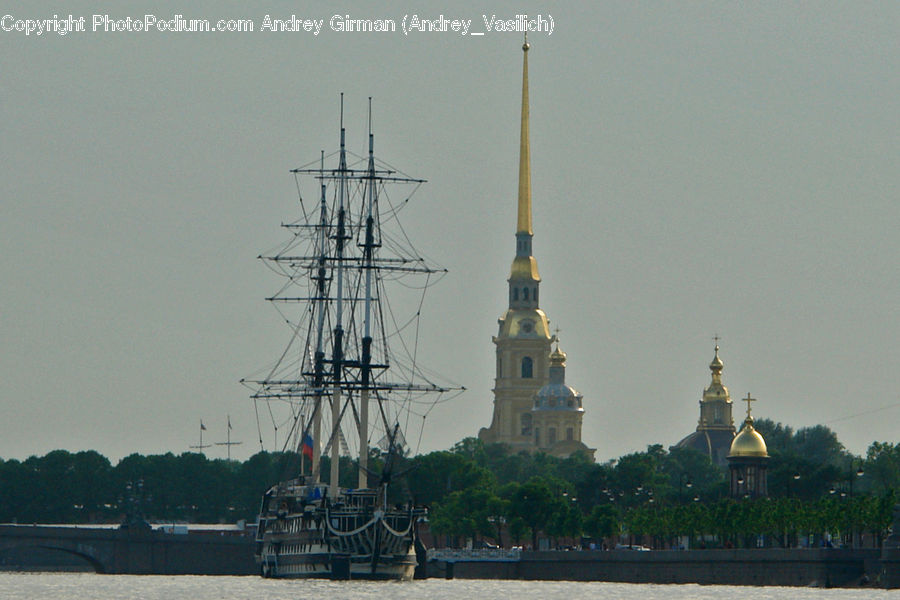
[301,433,314,459]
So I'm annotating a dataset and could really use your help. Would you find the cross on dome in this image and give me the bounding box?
[743,393,756,419]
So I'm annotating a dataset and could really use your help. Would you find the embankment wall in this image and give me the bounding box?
[431,549,882,588]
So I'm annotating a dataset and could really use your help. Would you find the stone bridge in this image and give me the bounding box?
[0,525,256,575]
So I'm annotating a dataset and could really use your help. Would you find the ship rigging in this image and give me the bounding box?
[241,96,461,579]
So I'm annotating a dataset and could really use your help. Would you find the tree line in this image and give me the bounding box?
[419,421,900,549]
[1,420,899,550]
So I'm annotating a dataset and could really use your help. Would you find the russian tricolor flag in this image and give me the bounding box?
[301,433,314,459]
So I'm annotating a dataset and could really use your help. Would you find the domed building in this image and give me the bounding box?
[673,344,736,467]
[727,394,769,498]
[531,342,594,459]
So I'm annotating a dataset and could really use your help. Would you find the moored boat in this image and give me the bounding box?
[243,97,456,580]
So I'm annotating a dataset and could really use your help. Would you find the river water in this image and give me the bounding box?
[0,573,894,600]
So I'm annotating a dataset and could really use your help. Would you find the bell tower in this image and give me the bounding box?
[479,39,555,450]
[699,344,735,434]
[673,342,737,467]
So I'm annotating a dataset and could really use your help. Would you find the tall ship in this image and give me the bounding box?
[242,97,457,579]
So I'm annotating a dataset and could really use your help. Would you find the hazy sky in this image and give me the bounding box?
[2,1,898,464]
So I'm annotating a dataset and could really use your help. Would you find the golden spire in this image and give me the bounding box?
[508,37,541,287]
[517,35,532,235]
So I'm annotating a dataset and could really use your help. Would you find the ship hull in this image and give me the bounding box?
[259,550,416,580]
[255,485,422,581]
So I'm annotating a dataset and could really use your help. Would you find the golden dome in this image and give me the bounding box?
[702,344,729,401]
[728,417,768,458]
[710,345,723,373]
[550,345,566,366]
[510,255,541,281]
[498,308,551,339]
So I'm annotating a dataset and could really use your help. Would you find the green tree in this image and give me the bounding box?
[69,450,114,522]
[509,476,563,549]
[865,442,900,493]
[661,446,725,504]
[612,445,669,508]
[429,487,504,546]
[584,504,619,543]
[407,450,495,506]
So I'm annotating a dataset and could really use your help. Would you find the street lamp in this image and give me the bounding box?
[848,465,864,548]
[850,465,864,497]
[679,474,693,504]
[832,465,865,499]
[736,473,749,499]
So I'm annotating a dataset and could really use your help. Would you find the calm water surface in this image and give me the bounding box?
[1,573,896,600]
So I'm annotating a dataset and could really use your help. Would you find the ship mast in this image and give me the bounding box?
[311,149,329,480]
[329,95,349,498]
[243,95,464,499]
[359,98,376,489]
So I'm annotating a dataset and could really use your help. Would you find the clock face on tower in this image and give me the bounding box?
[520,319,534,334]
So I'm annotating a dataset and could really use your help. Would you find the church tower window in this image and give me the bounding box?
[566,427,573,441]
[521,413,532,435]
[523,288,529,301]
[513,288,518,301]
[521,356,533,378]
[548,427,557,445]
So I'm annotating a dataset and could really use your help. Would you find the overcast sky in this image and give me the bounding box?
[2,1,898,464]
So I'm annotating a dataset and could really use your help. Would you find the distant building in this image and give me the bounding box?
[673,345,736,467]
[531,342,591,457]
[727,394,770,498]
[478,41,593,460]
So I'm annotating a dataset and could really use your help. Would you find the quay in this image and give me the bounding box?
[428,548,883,588]
[4,523,900,588]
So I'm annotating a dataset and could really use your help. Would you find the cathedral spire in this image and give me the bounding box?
[517,36,532,235]
[481,39,592,461]
[509,37,540,295]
